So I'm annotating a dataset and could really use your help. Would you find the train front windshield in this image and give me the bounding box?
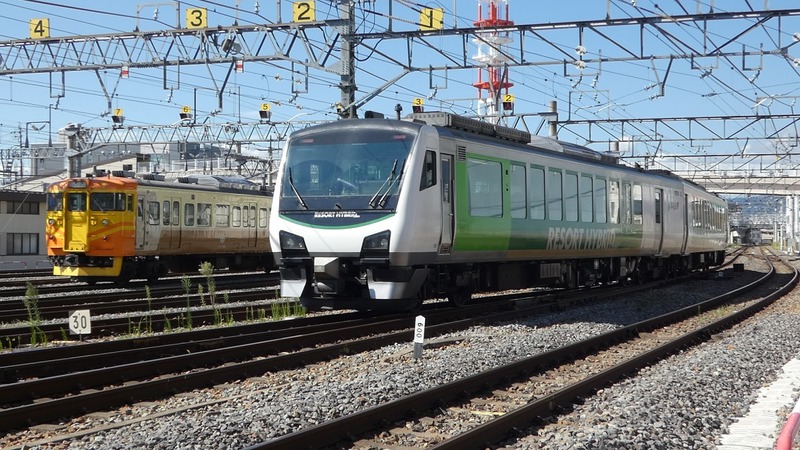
[281,129,414,210]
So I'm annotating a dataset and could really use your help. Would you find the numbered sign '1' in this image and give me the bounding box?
[69,309,92,335]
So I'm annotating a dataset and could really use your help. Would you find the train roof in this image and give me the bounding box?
[405,112,619,164]
[48,168,271,196]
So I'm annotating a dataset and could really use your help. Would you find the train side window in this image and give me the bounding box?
[147,201,160,225]
[632,184,643,225]
[654,191,662,224]
[114,193,127,211]
[609,180,619,224]
[564,172,578,222]
[197,203,211,227]
[184,203,195,226]
[529,166,545,220]
[216,204,230,227]
[510,163,526,219]
[594,178,607,223]
[172,201,180,225]
[127,194,134,212]
[162,201,170,225]
[547,169,562,221]
[580,175,593,223]
[242,206,249,227]
[249,206,256,227]
[259,208,268,227]
[622,182,633,224]
[232,206,242,227]
[419,150,437,190]
[467,158,502,217]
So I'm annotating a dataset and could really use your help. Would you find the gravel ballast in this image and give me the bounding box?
[6,257,799,450]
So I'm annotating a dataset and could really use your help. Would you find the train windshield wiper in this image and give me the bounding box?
[377,159,405,209]
[287,168,308,210]
[369,159,398,209]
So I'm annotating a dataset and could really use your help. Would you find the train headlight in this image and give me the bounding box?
[361,230,390,258]
[279,230,308,256]
[102,219,109,226]
[48,218,55,225]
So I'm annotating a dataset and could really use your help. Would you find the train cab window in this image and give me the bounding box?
[147,201,160,225]
[259,208,269,228]
[249,206,257,227]
[216,205,230,227]
[529,166,545,220]
[632,184,643,225]
[419,150,437,190]
[564,173,578,222]
[594,179,607,223]
[547,169,563,221]
[510,163,526,219]
[580,175,593,223]
[184,203,195,226]
[91,193,127,212]
[232,206,242,227]
[197,203,211,227]
[172,201,180,225]
[609,180,620,224]
[162,201,171,225]
[467,158,502,217]
[47,193,63,211]
[67,193,86,212]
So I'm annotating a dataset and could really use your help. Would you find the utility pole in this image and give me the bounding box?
[338,0,357,119]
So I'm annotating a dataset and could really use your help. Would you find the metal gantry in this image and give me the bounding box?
[0,3,799,196]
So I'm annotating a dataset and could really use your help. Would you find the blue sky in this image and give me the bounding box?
[0,0,798,162]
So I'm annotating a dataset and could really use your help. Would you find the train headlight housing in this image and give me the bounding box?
[361,230,390,258]
[279,230,308,256]
[102,218,110,226]
[48,218,55,225]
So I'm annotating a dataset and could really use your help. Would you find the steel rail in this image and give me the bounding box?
[249,252,786,450]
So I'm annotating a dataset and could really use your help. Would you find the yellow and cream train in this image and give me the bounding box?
[46,168,273,283]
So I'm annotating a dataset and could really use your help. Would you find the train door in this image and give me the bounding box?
[64,192,88,252]
[654,188,664,254]
[681,193,689,254]
[245,202,257,248]
[439,154,454,254]
[136,191,160,251]
[136,198,145,250]
[165,198,181,249]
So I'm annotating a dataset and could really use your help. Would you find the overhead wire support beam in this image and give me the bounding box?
[80,120,323,147]
[0,21,343,75]
[554,113,800,144]
[348,8,800,73]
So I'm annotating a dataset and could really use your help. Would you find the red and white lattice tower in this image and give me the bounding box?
[472,0,514,122]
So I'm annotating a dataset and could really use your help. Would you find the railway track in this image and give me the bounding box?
[0,252,767,448]
[0,270,273,297]
[0,274,280,344]
[251,248,794,449]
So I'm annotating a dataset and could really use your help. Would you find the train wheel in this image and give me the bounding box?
[447,288,471,307]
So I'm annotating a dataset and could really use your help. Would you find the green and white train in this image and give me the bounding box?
[270,112,727,310]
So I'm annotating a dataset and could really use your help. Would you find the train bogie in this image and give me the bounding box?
[46,170,273,283]
[270,113,728,311]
